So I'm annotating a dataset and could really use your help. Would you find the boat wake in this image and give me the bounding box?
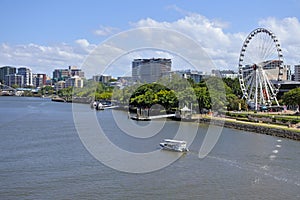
[206,155,300,187]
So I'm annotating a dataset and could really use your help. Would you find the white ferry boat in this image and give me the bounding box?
[159,139,188,152]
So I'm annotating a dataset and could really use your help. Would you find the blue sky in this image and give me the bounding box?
[1,0,300,77]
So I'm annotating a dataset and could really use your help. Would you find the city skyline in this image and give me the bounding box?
[1,0,300,77]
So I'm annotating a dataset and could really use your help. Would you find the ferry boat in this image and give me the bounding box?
[159,139,188,152]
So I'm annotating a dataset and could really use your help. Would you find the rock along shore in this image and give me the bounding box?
[111,108,300,141]
[198,117,300,141]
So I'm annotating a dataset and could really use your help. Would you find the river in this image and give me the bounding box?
[0,96,299,199]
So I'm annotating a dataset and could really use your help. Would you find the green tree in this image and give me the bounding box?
[176,87,197,108]
[11,84,19,89]
[282,87,300,108]
[205,77,228,113]
[194,86,210,113]
[222,77,242,97]
[156,89,178,111]
[58,87,73,102]
[113,82,142,105]
[40,85,54,95]
[129,83,178,112]
[226,93,241,111]
[96,82,106,93]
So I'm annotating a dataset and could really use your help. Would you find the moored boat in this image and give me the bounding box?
[51,96,66,102]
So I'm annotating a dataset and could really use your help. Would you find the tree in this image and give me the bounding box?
[176,87,197,108]
[222,78,242,97]
[282,87,300,109]
[129,83,178,112]
[95,91,112,100]
[40,85,54,95]
[58,87,73,102]
[156,89,178,111]
[205,77,228,113]
[113,82,142,105]
[194,86,210,113]
[96,82,105,93]
[226,93,243,111]
[11,84,19,89]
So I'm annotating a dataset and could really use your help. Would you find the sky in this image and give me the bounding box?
[0,0,300,77]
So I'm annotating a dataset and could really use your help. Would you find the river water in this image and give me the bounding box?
[0,96,299,199]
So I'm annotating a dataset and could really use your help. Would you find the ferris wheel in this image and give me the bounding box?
[238,28,284,110]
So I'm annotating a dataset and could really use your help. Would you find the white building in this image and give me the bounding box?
[93,75,112,84]
[18,67,33,86]
[220,70,238,79]
[65,76,83,88]
[69,66,85,78]
[132,58,172,83]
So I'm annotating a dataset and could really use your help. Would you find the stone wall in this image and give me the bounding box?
[198,118,300,141]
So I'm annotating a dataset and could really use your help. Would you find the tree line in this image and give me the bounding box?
[56,75,300,112]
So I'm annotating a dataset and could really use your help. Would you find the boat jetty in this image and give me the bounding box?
[130,113,176,121]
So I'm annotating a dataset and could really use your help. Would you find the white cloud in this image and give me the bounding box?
[259,17,300,44]
[0,41,92,76]
[94,25,119,36]
[75,39,90,48]
[130,14,243,70]
[75,39,97,53]
[131,14,231,48]
[130,14,300,70]
[258,17,300,65]
[76,26,219,78]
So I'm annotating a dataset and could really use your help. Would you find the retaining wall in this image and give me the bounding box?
[199,118,300,141]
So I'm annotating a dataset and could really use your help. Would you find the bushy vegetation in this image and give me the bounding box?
[75,75,248,113]
[281,87,300,109]
[55,76,300,116]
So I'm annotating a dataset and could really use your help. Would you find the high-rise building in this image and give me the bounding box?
[69,66,85,78]
[33,73,47,87]
[295,65,300,81]
[52,66,85,82]
[132,58,172,83]
[18,67,33,86]
[93,75,112,84]
[52,69,70,82]
[4,74,23,87]
[0,66,16,84]
[285,65,292,80]
[65,76,83,88]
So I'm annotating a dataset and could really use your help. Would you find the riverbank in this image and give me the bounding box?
[197,116,300,141]
[114,106,300,141]
[8,95,298,141]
